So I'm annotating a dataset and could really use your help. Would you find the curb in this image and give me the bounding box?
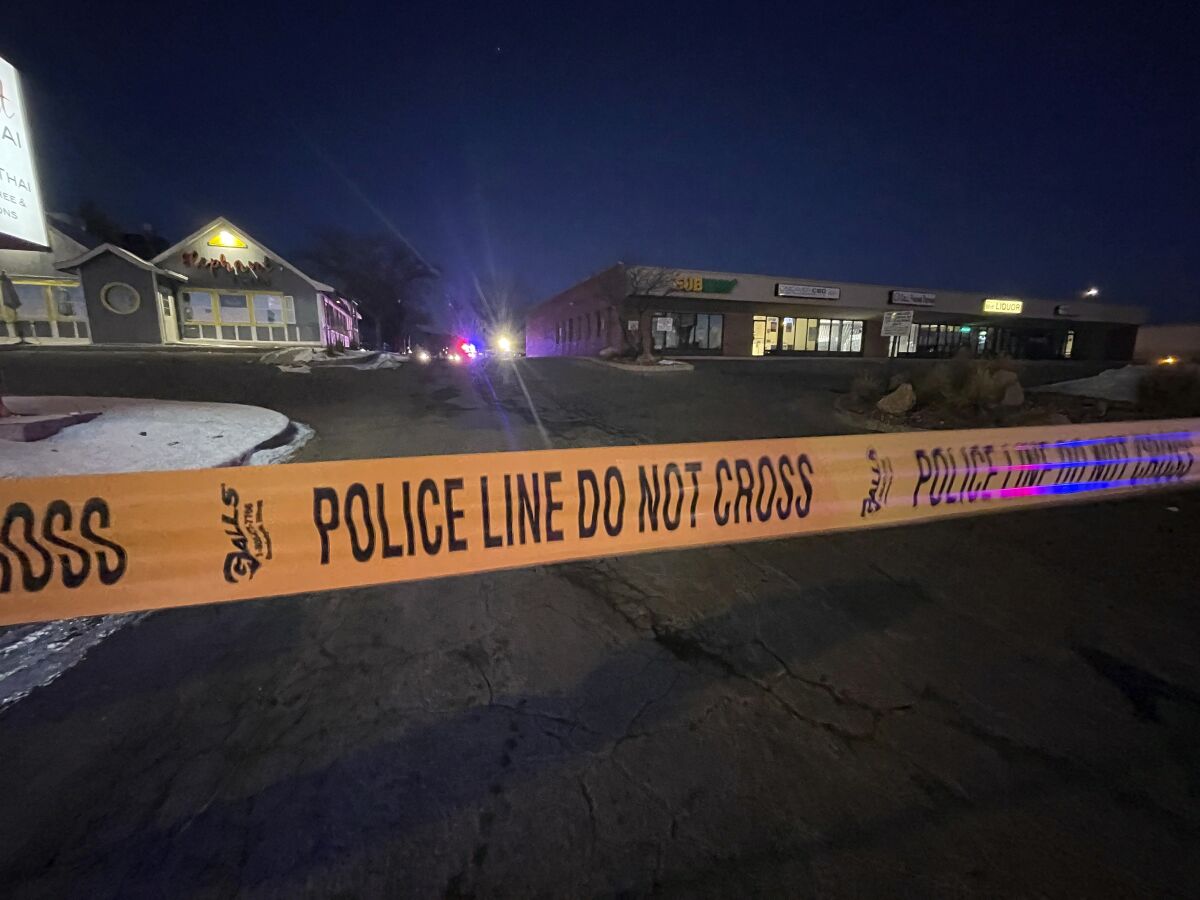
[582,357,695,374]
[225,419,315,467]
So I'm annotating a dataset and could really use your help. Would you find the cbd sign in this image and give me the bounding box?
[0,55,49,251]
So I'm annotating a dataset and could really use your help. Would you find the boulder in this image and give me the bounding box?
[598,346,619,359]
[877,383,916,416]
[992,369,1020,388]
[1001,382,1025,407]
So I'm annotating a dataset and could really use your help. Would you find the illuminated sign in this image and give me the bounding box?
[890,290,936,307]
[0,55,49,250]
[982,298,1024,314]
[776,283,840,300]
[673,275,737,293]
[207,229,248,249]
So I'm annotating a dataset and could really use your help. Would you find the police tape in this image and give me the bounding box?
[1,418,1197,626]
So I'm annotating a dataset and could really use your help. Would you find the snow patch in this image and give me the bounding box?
[1,396,290,478]
[0,396,303,712]
[262,347,408,373]
[1034,366,1146,403]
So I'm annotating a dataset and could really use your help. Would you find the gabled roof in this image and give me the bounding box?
[0,222,89,280]
[59,243,189,281]
[152,216,334,292]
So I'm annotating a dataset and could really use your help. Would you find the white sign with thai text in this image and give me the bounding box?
[0,55,48,250]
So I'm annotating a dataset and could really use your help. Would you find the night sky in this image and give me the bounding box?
[5,1,1198,322]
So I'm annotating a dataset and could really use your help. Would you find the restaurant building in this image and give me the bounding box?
[2,215,359,349]
[525,264,1145,362]
[0,223,90,344]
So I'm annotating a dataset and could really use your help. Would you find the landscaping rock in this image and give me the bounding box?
[877,383,916,416]
[993,369,1020,388]
[597,346,618,359]
[1001,382,1025,407]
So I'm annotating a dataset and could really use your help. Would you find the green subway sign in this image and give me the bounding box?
[674,275,738,293]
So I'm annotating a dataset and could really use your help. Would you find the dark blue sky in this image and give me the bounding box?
[5,1,1199,321]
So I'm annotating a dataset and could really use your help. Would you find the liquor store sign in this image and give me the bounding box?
[0,55,48,250]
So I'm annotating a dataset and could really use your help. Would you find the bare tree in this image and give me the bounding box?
[302,229,437,349]
[616,264,682,363]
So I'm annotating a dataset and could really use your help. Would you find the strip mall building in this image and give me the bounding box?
[1,217,360,349]
[525,264,1145,361]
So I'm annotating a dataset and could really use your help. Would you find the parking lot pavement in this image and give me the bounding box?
[0,349,1197,896]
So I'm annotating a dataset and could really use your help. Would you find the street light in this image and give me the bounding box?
[496,335,513,353]
[1083,286,1100,297]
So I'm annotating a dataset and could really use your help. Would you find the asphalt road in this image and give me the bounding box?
[1,349,1198,898]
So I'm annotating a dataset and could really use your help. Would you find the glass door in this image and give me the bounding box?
[781,317,795,351]
[764,316,780,354]
[751,316,766,356]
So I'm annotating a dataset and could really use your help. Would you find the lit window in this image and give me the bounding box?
[53,286,86,318]
[254,294,286,323]
[14,283,48,317]
[183,291,215,322]
[218,294,251,323]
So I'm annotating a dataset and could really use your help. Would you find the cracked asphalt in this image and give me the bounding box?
[1,350,1198,898]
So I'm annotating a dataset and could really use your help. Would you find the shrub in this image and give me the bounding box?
[913,363,953,406]
[1136,365,1200,417]
[850,370,886,404]
[956,366,1004,409]
[913,358,1021,410]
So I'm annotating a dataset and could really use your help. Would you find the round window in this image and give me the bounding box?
[101,282,141,315]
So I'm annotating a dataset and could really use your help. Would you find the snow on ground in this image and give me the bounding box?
[1,396,290,478]
[259,347,409,373]
[0,396,312,712]
[1033,365,1146,403]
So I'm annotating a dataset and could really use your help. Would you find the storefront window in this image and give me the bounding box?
[253,294,287,323]
[218,294,251,323]
[14,283,47,318]
[179,290,304,342]
[816,320,831,351]
[651,312,724,352]
[53,286,86,318]
[183,291,215,322]
[755,315,862,354]
[1,282,90,341]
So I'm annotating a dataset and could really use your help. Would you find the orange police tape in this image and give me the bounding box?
[1,418,1198,626]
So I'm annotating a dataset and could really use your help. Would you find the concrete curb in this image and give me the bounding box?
[227,419,315,467]
[583,357,695,374]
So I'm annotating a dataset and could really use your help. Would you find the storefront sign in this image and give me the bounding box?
[776,283,840,300]
[881,310,914,337]
[982,298,1024,315]
[673,275,737,293]
[181,251,276,286]
[890,290,936,307]
[0,55,49,251]
[1055,305,1079,317]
